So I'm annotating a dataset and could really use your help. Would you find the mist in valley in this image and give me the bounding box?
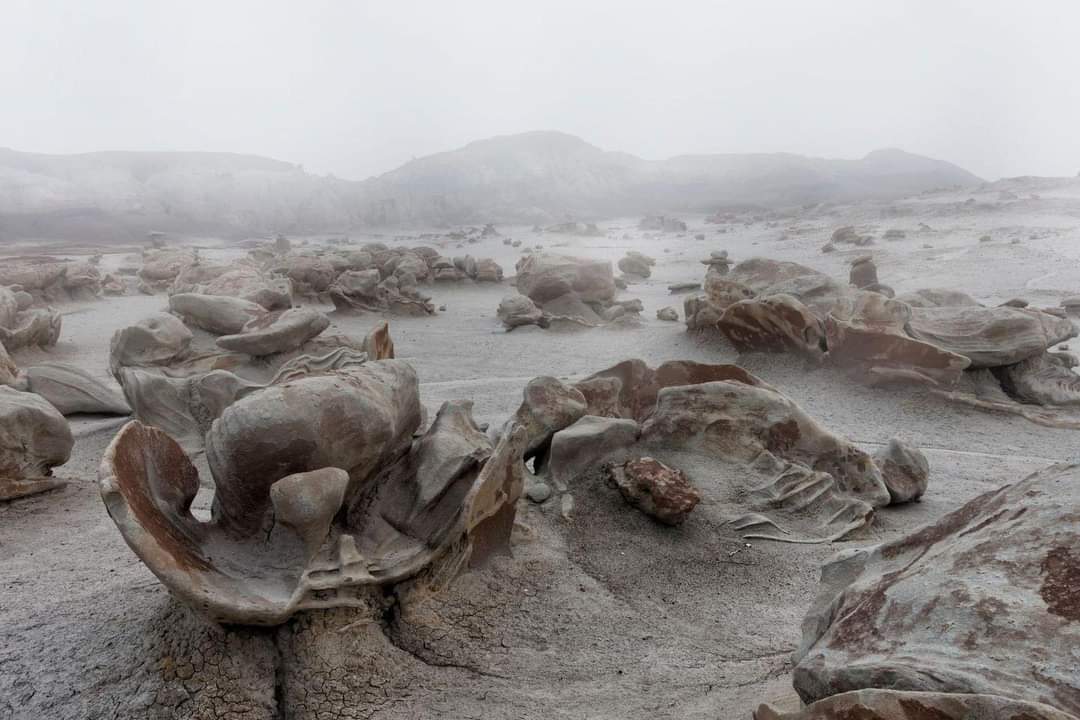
[2,4,1079,720]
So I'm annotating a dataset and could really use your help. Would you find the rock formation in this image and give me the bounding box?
[0,385,73,500]
[512,359,913,542]
[790,462,1080,716]
[100,357,528,625]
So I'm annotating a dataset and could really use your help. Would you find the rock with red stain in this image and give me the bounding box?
[754,689,1078,720]
[792,462,1080,716]
[606,456,700,525]
[718,294,827,359]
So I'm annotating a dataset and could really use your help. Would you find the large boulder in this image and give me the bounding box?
[201,268,292,310]
[718,294,827,359]
[0,386,73,500]
[99,359,528,625]
[907,305,1077,367]
[109,312,193,379]
[792,462,1080,716]
[497,295,545,330]
[642,381,890,508]
[515,254,616,305]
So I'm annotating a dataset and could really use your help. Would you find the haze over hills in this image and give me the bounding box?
[0,131,981,242]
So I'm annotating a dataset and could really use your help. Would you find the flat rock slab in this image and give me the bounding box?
[793,462,1080,716]
[217,308,330,356]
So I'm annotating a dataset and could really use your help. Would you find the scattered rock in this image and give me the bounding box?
[606,456,700,525]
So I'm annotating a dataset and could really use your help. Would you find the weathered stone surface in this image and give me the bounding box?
[719,294,827,359]
[656,306,679,321]
[642,381,890,508]
[515,253,616,305]
[606,456,700,525]
[618,251,654,278]
[848,256,878,289]
[0,341,16,386]
[21,363,131,415]
[792,463,1080,715]
[216,308,330,356]
[872,437,928,504]
[169,292,267,335]
[995,351,1080,406]
[100,358,528,625]
[824,293,971,387]
[0,385,73,500]
[0,307,63,351]
[907,305,1077,367]
[510,376,588,459]
[754,689,1078,720]
[281,256,337,295]
[548,415,640,489]
[109,312,193,378]
[497,295,546,330]
[895,287,981,308]
[201,267,292,310]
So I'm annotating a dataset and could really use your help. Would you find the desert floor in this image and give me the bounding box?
[3,181,1079,719]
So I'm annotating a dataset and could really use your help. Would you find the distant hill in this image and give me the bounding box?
[355,133,982,225]
[0,133,981,241]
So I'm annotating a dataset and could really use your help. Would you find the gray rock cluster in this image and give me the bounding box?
[684,256,1080,417]
[498,253,644,330]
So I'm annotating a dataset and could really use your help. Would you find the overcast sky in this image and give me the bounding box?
[1,0,1077,181]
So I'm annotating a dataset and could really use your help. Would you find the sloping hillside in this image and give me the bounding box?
[0,133,981,240]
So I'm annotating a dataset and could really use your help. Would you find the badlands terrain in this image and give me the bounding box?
[1,172,1079,720]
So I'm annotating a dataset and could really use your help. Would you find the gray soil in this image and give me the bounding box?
[3,182,1078,719]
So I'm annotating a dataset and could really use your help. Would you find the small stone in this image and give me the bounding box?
[560,493,575,520]
[656,307,679,322]
[438,305,446,311]
[525,481,552,503]
[873,437,929,504]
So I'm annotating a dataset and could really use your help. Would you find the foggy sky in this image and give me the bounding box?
[2,0,1078,181]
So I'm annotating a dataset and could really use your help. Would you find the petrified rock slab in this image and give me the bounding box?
[20,363,131,415]
[606,456,700,525]
[169,293,267,335]
[217,308,330,356]
[792,463,1080,715]
[0,386,73,500]
[907,305,1076,367]
[754,689,1078,720]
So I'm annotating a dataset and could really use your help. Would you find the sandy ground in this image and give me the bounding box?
[2,180,1079,719]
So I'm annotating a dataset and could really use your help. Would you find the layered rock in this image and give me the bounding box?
[0,386,73,500]
[99,358,527,625]
[791,463,1080,716]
